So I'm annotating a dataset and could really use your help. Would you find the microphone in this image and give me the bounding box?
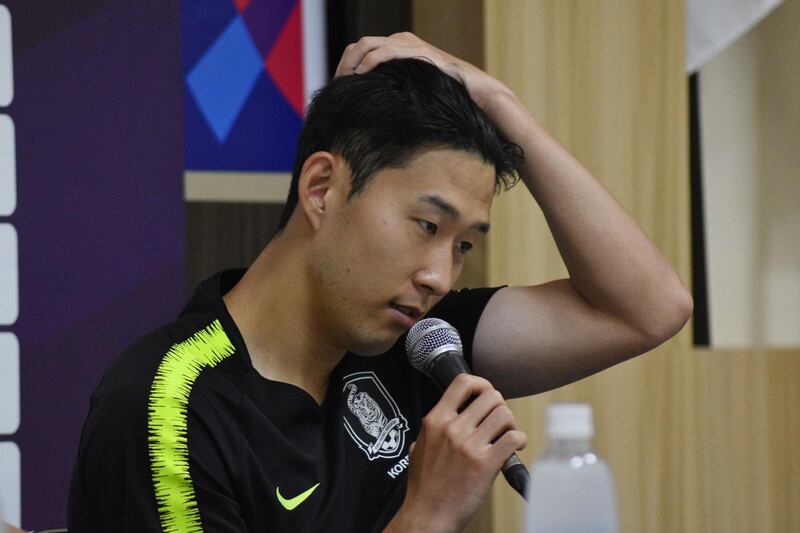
[405,318,530,500]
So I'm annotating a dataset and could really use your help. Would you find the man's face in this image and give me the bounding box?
[310,148,495,356]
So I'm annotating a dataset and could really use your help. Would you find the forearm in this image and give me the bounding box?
[486,90,692,339]
[382,508,412,533]
[383,504,451,533]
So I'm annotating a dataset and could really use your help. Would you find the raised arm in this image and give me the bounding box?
[338,33,693,398]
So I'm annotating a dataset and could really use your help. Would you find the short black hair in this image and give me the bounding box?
[277,58,523,230]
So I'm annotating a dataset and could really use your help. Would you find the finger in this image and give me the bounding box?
[471,404,517,446]
[334,36,388,77]
[333,43,357,78]
[456,388,505,429]
[354,45,429,74]
[408,441,416,456]
[489,430,528,467]
[431,374,493,416]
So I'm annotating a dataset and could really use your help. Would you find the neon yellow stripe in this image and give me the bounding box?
[147,319,235,532]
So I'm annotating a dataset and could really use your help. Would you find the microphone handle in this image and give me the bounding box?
[428,351,471,386]
[429,352,529,500]
[502,452,530,500]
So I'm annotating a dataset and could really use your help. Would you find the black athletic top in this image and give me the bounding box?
[68,270,502,532]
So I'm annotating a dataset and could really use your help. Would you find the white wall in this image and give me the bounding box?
[700,0,800,346]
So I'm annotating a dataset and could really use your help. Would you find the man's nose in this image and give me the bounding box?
[413,246,457,297]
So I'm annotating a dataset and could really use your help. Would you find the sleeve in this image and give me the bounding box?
[413,286,505,413]
[68,373,247,532]
[426,285,506,369]
[68,382,165,532]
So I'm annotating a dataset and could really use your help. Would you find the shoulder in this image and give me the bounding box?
[89,313,238,421]
[70,313,244,528]
[71,314,241,486]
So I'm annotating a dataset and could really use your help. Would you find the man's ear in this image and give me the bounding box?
[298,151,343,232]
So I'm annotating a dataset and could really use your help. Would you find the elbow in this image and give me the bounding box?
[670,288,694,337]
[640,285,694,347]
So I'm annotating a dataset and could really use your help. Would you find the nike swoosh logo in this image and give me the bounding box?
[276,482,320,511]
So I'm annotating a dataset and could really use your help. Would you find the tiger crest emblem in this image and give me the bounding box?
[342,371,408,460]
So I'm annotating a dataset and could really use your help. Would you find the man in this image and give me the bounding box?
[68,34,692,532]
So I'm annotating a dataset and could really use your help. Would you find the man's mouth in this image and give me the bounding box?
[390,303,423,319]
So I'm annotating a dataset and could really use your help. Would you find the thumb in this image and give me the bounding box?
[408,441,416,456]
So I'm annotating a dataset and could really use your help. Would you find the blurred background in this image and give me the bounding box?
[0,0,797,530]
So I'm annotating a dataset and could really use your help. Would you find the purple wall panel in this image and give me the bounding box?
[4,0,184,526]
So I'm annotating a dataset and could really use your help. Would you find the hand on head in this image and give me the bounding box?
[335,32,510,111]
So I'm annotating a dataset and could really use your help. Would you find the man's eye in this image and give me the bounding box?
[418,220,438,234]
[458,241,474,254]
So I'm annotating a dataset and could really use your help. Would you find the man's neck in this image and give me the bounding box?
[223,232,344,405]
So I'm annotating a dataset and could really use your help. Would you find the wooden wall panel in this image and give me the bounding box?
[482,1,800,532]
[185,202,283,292]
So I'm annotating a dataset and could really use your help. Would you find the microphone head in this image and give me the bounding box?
[405,318,463,376]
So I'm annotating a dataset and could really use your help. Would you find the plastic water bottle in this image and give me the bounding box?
[524,403,619,533]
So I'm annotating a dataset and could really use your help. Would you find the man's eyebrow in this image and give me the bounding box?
[418,194,491,233]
